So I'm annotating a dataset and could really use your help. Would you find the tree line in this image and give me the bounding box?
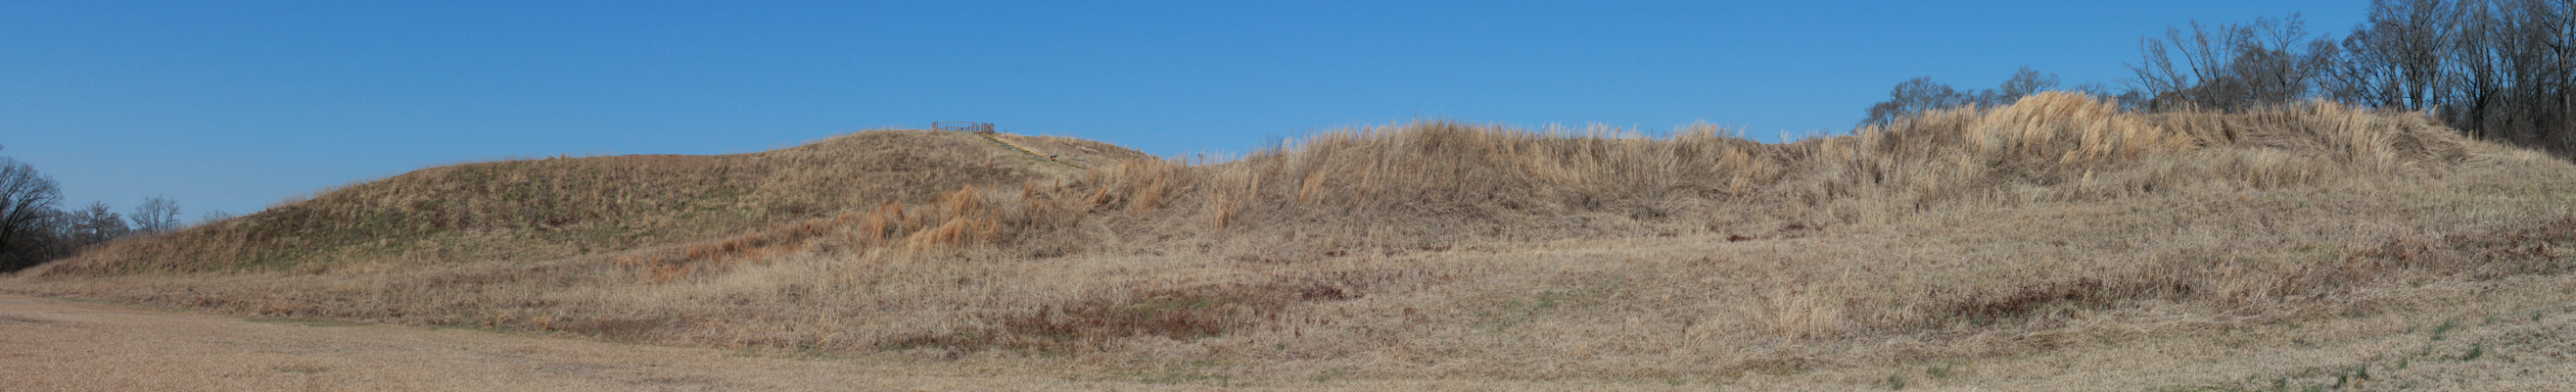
[1867,0,2576,159]
[1,145,217,272]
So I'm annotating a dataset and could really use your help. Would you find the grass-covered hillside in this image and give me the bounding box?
[35,129,1147,274]
[11,92,2576,389]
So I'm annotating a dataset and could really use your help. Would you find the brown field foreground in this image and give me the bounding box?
[10,92,2576,389]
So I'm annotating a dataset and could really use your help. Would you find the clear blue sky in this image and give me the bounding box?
[6,1,2366,220]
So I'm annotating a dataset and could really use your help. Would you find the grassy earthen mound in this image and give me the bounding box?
[33,129,1146,274]
[10,92,2576,387]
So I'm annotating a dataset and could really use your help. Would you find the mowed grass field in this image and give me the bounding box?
[8,92,2576,390]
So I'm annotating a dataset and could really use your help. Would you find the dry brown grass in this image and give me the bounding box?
[35,129,1147,274]
[9,92,2576,388]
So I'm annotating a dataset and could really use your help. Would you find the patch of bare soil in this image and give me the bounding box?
[0,294,1733,391]
[0,294,1094,391]
[11,270,2576,391]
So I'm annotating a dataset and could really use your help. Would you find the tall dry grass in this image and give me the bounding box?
[648,93,2517,270]
[10,92,2575,381]
[36,129,1146,275]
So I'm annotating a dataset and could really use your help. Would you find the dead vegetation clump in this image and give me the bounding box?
[11,92,2576,384]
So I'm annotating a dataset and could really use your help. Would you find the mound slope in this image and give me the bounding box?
[11,92,2576,388]
[646,92,2535,270]
[36,129,1147,274]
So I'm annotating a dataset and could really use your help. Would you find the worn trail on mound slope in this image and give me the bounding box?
[977,131,1090,170]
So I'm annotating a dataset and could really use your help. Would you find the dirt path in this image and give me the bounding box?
[0,294,1108,391]
[0,295,1715,391]
[23,286,2568,391]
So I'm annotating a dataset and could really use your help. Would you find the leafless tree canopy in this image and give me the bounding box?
[2128,15,2340,112]
[0,155,64,271]
[130,196,180,234]
[200,210,235,226]
[2120,1,2576,157]
[1861,67,2073,127]
[1860,2,2576,158]
[66,201,128,250]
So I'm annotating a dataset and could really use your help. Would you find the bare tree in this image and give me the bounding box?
[1862,77,1972,127]
[2318,0,2576,157]
[2463,0,2576,152]
[0,154,64,271]
[1995,68,2063,99]
[2329,0,2462,112]
[66,201,128,250]
[200,210,235,225]
[2130,14,2338,112]
[1861,67,2068,127]
[130,196,180,234]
